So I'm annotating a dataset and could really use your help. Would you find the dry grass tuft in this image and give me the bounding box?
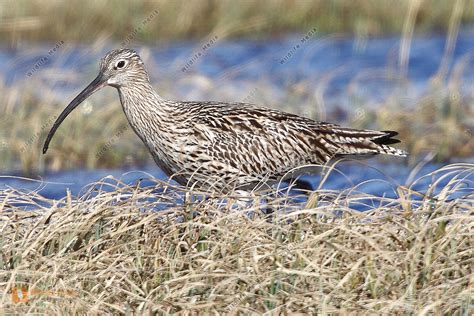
[1,164,473,314]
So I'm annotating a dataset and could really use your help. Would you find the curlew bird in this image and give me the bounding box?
[43,49,406,193]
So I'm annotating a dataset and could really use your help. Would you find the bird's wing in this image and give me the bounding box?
[183,101,406,181]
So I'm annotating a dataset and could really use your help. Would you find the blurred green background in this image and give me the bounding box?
[1,0,474,44]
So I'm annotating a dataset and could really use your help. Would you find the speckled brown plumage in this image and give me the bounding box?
[43,49,407,192]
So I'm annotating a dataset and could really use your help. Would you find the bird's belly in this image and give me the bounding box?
[144,140,244,190]
[144,135,321,192]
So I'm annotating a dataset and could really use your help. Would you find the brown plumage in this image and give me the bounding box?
[43,49,407,192]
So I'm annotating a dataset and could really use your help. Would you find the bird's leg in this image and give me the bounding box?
[285,178,313,194]
[184,191,191,205]
[183,191,199,220]
[231,190,266,218]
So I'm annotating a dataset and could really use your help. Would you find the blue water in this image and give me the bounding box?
[1,161,472,206]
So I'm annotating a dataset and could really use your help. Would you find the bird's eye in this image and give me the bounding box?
[115,60,127,69]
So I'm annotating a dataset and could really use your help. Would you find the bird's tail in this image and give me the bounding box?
[323,128,408,158]
[369,130,408,156]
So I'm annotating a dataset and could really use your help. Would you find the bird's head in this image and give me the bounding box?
[99,48,149,88]
[42,49,148,154]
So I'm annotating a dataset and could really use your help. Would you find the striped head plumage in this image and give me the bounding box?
[99,49,150,87]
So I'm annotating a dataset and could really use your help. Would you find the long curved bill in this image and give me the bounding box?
[42,74,107,154]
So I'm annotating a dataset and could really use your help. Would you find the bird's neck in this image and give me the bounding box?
[118,79,163,102]
[117,81,173,136]
[116,81,179,173]
[118,80,169,116]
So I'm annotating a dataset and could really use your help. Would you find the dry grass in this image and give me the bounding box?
[0,163,473,314]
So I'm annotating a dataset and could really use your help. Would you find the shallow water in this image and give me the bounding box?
[1,161,472,205]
